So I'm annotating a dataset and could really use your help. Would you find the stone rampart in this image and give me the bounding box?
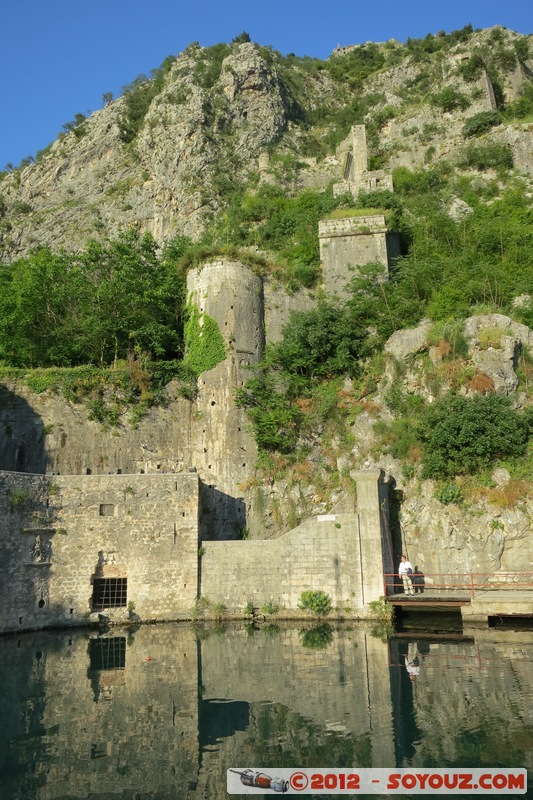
[319,214,400,298]
[201,511,377,615]
[0,466,390,632]
[0,470,199,633]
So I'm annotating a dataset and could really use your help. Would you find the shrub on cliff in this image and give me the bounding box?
[462,111,502,138]
[418,394,531,478]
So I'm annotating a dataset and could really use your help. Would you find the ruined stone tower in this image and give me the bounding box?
[334,124,394,198]
[186,259,265,539]
[320,124,400,298]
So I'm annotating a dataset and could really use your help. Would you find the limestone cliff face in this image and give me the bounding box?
[3,28,532,261]
[0,43,292,260]
[362,313,533,578]
[361,27,533,172]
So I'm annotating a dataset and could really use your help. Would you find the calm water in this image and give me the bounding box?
[0,619,531,800]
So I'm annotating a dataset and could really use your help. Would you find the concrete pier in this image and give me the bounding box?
[461,590,533,625]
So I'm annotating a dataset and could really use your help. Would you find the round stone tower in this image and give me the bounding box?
[186,259,265,539]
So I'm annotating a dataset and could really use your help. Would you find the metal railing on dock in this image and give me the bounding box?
[383,572,533,600]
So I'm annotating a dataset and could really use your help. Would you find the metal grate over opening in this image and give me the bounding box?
[89,636,126,671]
[92,577,127,611]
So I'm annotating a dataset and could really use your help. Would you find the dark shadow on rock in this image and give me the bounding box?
[199,483,247,540]
[0,384,47,473]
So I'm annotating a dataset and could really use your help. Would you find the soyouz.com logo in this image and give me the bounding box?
[227,767,527,794]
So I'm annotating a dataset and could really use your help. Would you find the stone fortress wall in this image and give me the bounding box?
[0,127,400,634]
[0,465,392,633]
[0,471,200,632]
[320,125,400,298]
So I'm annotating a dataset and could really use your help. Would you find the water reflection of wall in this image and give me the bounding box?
[0,626,199,799]
[200,627,392,748]
[196,624,395,798]
[388,632,533,773]
[1,625,532,800]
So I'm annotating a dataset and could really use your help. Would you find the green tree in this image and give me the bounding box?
[231,32,251,44]
[0,231,184,368]
[418,394,531,478]
[0,248,73,366]
[73,230,182,364]
[235,370,303,452]
[271,300,368,381]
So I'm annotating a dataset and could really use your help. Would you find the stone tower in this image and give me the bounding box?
[333,124,394,198]
[320,124,400,298]
[186,259,265,539]
[319,214,401,299]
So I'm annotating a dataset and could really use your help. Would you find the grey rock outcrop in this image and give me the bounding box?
[384,319,433,360]
[0,44,292,260]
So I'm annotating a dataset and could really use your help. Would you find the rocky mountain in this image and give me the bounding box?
[1,25,532,260]
[2,23,533,578]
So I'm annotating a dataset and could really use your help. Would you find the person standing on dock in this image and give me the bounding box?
[399,555,415,595]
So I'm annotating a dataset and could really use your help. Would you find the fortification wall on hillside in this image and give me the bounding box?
[0,470,199,633]
[319,215,400,298]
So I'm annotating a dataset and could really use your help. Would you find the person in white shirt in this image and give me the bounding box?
[398,554,415,595]
[405,641,421,680]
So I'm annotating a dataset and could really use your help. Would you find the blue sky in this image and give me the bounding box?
[1,0,531,168]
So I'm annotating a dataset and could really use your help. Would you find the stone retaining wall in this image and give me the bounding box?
[0,471,200,633]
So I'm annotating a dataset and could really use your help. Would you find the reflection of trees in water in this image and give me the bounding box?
[299,623,334,650]
[247,701,372,769]
[392,638,533,772]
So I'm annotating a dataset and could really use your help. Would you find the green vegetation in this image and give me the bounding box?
[368,597,394,640]
[236,166,533,487]
[183,306,226,376]
[235,300,369,451]
[9,489,29,508]
[244,600,255,616]
[457,141,514,171]
[406,24,474,60]
[62,113,88,140]
[201,184,353,289]
[430,86,470,113]
[418,394,532,478]
[118,55,177,143]
[299,623,334,649]
[504,81,533,122]
[193,43,231,89]
[462,111,502,138]
[435,482,465,505]
[298,590,333,616]
[3,28,533,484]
[0,230,186,367]
[262,601,280,615]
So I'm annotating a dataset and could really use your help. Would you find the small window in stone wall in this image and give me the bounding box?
[92,578,127,611]
[99,504,114,516]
